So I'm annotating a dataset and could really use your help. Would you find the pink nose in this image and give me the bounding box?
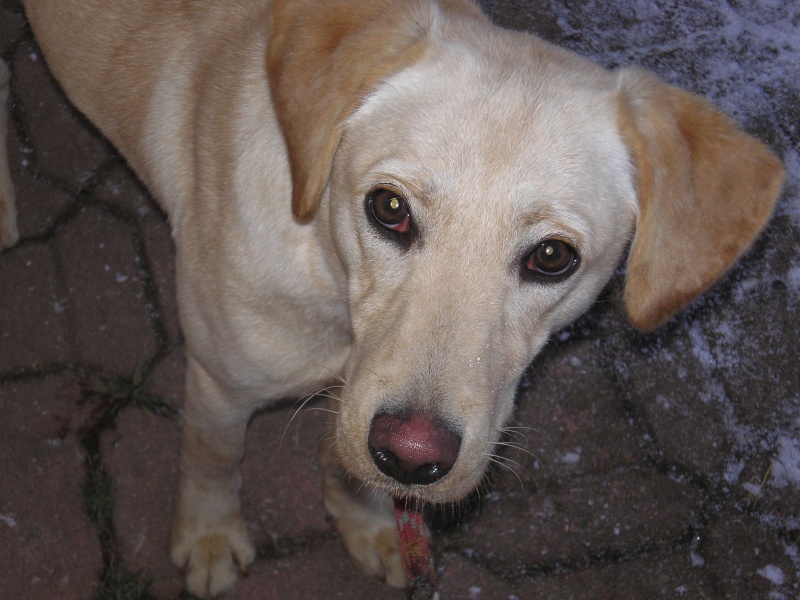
[368,412,462,486]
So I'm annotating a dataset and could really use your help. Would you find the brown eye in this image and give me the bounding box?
[524,240,578,278]
[369,189,410,233]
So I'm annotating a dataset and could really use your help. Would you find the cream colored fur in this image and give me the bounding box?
[4,0,785,597]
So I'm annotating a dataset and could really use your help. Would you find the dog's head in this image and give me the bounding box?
[268,0,784,502]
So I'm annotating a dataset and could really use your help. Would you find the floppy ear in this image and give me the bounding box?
[268,0,483,221]
[616,68,785,331]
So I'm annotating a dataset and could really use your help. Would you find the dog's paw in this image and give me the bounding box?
[171,521,255,598]
[336,512,408,588]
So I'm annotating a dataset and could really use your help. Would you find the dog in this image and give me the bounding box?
[3,0,784,597]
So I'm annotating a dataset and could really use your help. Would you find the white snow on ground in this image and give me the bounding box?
[759,564,786,585]
[770,435,800,489]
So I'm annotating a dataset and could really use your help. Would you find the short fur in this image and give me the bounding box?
[4,0,784,596]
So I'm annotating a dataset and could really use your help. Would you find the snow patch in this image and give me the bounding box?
[757,564,785,585]
[770,435,800,489]
[0,513,16,528]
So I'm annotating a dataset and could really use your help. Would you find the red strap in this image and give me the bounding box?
[394,498,437,599]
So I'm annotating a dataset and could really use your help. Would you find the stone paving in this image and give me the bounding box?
[1,1,799,599]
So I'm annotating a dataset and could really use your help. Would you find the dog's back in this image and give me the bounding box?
[23,0,272,216]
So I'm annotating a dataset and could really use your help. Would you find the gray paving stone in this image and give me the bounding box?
[53,205,159,374]
[445,470,703,573]
[0,375,102,599]
[0,243,72,371]
[704,509,798,599]
[505,551,716,600]
[609,320,737,478]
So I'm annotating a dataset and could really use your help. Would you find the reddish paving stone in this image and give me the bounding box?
[515,335,644,483]
[100,349,185,598]
[0,5,26,55]
[0,375,102,599]
[101,404,183,599]
[241,399,332,543]
[94,164,159,222]
[6,101,32,179]
[12,40,112,192]
[0,243,72,371]
[53,205,158,374]
[436,552,518,600]
[11,174,75,240]
[445,471,702,572]
[139,214,180,345]
[147,346,186,408]
[234,537,408,600]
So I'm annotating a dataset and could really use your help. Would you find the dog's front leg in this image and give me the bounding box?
[171,356,255,598]
[320,434,408,588]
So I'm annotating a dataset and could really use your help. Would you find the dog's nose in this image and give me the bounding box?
[368,412,461,486]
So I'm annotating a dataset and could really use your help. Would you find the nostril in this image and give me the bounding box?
[368,412,462,486]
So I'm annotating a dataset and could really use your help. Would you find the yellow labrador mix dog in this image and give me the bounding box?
[3,0,784,596]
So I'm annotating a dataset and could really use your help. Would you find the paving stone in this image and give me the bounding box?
[11,174,74,240]
[0,5,26,56]
[101,403,182,599]
[0,375,102,599]
[233,537,408,600]
[437,546,720,599]
[53,205,158,374]
[609,318,736,478]
[700,277,800,432]
[0,243,72,371]
[140,213,180,345]
[12,40,112,192]
[436,552,518,599]
[514,333,644,484]
[704,508,799,599]
[241,399,332,543]
[94,164,160,222]
[445,470,703,573]
[147,346,186,408]
[5,101,32,178]
[99,348,185,599]
[504,550,716,600]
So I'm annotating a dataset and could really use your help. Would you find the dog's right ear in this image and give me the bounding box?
[269,0,482,221]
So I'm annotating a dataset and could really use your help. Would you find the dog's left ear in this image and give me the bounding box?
[268,0,484,221]
[616,67,785,331]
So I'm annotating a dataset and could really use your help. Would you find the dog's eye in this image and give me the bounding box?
[523,240,578,280]
[368,189,411,233]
